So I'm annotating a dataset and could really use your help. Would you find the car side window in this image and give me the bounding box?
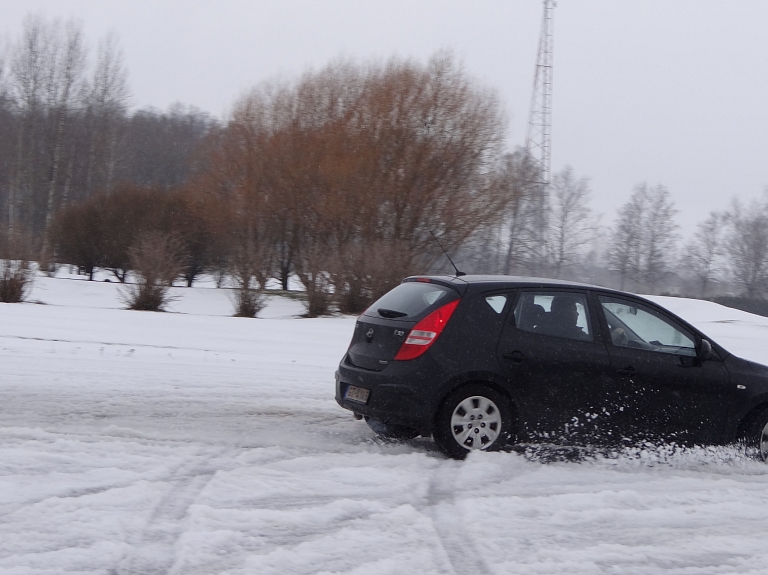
[599,296,696,357]
[513,292,592,342]
[484,295,507,314]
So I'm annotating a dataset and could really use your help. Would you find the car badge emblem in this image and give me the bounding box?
[366,328,375,342]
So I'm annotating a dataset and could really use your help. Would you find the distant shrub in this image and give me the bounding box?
[229,232,270,318]
[232,285,266,318]
[49,198,105,280]
[0,259,34,303]
[0,231,35,303]
[121,233,186,311]
[294,241,336,318]
[51,184,226,287]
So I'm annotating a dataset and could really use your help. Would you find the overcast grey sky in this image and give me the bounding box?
[3,0,767,234]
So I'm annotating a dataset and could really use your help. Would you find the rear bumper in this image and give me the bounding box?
[335,356,443,434]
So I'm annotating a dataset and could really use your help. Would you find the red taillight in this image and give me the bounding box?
[394,299,460,361]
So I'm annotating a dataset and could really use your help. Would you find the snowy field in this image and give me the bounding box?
[2,272,768,575]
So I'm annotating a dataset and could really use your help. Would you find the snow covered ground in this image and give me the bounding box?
[2,273,768,575]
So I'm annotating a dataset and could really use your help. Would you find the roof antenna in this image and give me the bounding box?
[430,231,466,277]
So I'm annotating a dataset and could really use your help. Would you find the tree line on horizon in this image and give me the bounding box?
[2,14,768,314]
[0,15,215,241]
[46,50,510,315]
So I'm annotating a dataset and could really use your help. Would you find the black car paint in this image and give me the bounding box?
[335,275,768,447]
[496,289,616,442]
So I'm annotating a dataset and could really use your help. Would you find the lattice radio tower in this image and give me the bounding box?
[525,0,555,273]
[525,0,555,186]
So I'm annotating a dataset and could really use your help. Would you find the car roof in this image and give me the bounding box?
[406,274,662,301]
[409,274,605,290]
[405,274,677,307]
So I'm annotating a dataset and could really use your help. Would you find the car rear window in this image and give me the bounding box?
[364,282,456,319]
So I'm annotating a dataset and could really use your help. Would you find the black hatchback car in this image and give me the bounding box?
[335,275,768,459]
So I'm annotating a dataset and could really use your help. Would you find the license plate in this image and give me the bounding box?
[345,385,370,404]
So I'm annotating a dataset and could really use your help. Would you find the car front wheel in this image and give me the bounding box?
[741,406,768,462]
[434,384,514,459]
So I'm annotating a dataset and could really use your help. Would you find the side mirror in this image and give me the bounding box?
[698,339,712,363]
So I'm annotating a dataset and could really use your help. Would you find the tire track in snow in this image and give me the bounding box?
[425,461,493,575]
[114,450,234,575]
[0,334,215,352]
[0,484,135,520]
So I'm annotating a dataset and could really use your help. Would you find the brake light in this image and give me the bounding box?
[394,299,460,361]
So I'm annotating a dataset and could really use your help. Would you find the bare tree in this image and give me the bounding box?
[607,187,646,291]
[725,194,768,298]
[607,183,678,293]
[495,149,537,274]
[546,165,595,278]
[6,16,89,239]
[85,31,129,196]
[8,14,50,235]
[685,211,726,297]
[206,52,508,315]
[294,232,337,317]
[0,40,7,99]
[642,184,679,292]
[42,20,86,238]
[0,38,13,230]
[228,215,274,318]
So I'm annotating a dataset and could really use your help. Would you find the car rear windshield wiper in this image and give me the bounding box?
[378,308,408,318]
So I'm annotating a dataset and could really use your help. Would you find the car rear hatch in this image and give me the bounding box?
[347,280,461,371]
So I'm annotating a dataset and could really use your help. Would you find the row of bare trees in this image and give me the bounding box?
[601,184,768,299]
[466,154,598,281]
[683,194,768,299]
[45,54,512,315]
[0,15,215,243]
[49,184,223,284]
[467,161,768,300]
[190,54,509,315]
[5,15,768,310]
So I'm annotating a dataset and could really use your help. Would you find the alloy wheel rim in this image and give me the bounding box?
[450,396,502,450]
[761,421,768,462]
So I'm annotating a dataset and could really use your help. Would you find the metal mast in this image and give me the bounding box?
[501,0,555,275]
[525,0,555,274]
[525,0,555,186]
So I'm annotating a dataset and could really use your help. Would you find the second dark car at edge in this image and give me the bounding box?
[335,275,768,460]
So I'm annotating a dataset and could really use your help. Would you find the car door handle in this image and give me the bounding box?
[617,366,637,376]
[503,350,525,363]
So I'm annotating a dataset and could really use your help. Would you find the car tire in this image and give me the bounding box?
[740,406,768,462]
[433,383,515,460]
[364,416,419,441]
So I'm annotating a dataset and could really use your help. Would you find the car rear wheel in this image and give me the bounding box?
[740,406,768,462]
[434,384,514,459]
[364,416,419,441]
